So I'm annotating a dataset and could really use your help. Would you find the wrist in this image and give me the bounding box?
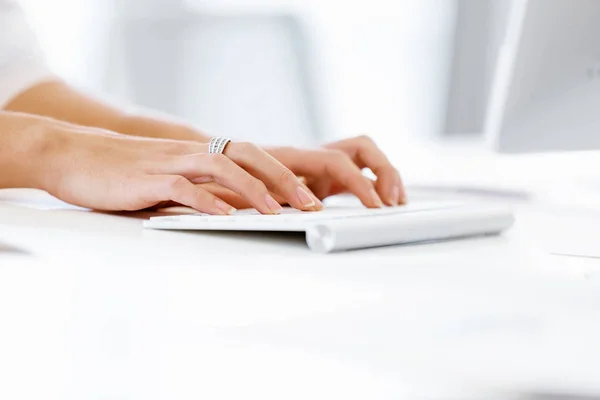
[118,114,210,142]
[0,112,62,190]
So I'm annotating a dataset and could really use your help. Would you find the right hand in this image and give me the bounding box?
[39,126,323,215]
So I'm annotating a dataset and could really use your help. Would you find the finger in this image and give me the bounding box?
[299,150,383,208]
[328,135,406,205]
[198,182,287,210]
[225,142,323,211]
[198,183,254,210]
[144,186,286,211]
[146,175,237,215]
[373,166,405,206]
[157,153,283,215]
[119,135,207,157]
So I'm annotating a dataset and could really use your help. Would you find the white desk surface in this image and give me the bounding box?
[2,189,600,400]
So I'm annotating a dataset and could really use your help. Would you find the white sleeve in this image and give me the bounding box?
[0,0,56,108]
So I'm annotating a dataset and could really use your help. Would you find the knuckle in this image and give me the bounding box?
[166,176,187,192]
[204,153,229,172]
[357,134,374,144]
[386,165,401,178]
[278,169,297,186]
[229,142,262,163]
[363,176,376,187]
[193,187,209,201]
[380,164,397,174]
[328,149,350,163]
[206,153,227,165]
[237,142,260,153]
[248,178,268,195]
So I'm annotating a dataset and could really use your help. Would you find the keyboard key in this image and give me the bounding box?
[150,202,466,224]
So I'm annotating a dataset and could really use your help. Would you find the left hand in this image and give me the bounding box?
[268,135,406,208]
[186,135,405,210]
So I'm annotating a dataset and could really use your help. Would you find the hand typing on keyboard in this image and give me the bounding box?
[2,111,403,215]
[0,17,403,216]
[184,136,406,213]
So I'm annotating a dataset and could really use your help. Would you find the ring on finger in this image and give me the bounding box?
[209,137,232,155]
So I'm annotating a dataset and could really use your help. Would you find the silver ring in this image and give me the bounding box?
[209,137,232,155]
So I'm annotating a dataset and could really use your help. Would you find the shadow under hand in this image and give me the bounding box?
[142,227,309,253]
[0,241,31,256]
[102,206,203,221]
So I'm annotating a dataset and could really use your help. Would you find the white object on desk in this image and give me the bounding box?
[485,0,600,153]
[144,202,515,253]
[3,188,600,399]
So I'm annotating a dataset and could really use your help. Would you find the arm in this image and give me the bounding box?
[0,111,51,190]
[4,80,405,206]
[3,80,211,142]
[0,1,403,207]
[5,81,405,207]
[0,110,321,213]
[0,2,207,141]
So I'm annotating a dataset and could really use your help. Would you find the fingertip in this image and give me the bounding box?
[308,190,324,211]
[399,193,408,205]
[265,194,283,215]
[368,189,384,208]
[386,185,400,207]
[397,184,408,205]
[314,199,325,211]
[296,186,316,208]
[305,200,325,212]
[287,185,325,212]
[215,199,237,215]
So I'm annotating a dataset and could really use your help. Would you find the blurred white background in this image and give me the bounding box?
[18,0,458,150]
[27,0,583,196]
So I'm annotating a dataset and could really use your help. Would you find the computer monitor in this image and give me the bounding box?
[485,0,600,153]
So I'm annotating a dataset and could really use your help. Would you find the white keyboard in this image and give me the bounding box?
[144,201,515,253]
[147,201,464,230]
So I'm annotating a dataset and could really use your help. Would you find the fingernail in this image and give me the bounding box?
[265,194,283,214]
[370,189,383,208]
[215,199,236,215]
[296,186,316,207]
[314,197,324,209]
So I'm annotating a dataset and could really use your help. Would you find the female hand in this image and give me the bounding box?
[37,124,323,214]
[188,135,405,210]
[267,135,406,208]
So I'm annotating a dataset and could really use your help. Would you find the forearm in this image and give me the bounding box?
[0,111,55,190]
[3,80,210,142]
